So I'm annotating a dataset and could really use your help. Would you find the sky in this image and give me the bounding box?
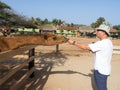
[1,0,120,26]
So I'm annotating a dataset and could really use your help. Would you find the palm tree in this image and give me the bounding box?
[0,1,12,25]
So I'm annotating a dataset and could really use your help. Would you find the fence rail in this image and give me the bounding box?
[0,47,35,89]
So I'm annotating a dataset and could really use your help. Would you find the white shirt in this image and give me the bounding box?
[89,39,113,75]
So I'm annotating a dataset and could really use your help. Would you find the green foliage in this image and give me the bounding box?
[0,1,12,25]
[52,19,64,26]
[0,1,11,9]
[113,25,120,36]
[113,25,120,30]
[0,1,37,28]
[91,17,105,28]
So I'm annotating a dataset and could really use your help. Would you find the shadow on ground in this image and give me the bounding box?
[22,51,97,90]
[0,51,97,90]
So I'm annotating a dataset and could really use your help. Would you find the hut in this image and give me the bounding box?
[110,29,118,39]
[38,24,57,34]
[78,26,94,33]
[57,26,78,36]
[78,26,95,37]
[110,29,117,34]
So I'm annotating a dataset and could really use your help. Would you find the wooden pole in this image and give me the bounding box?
[28,48,35,78]
[56,44,59,53]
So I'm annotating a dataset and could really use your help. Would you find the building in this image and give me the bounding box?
[38,24,57,34]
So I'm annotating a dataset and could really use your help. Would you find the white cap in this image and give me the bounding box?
[96,24,111,36]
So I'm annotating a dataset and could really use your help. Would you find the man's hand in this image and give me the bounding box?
[68,39,76,45]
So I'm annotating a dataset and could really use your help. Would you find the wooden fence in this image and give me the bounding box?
[0,47,35,89]
[0,44,59,89]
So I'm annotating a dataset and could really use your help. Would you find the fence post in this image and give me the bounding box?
[28,48,35,78]
[56,44,59,53]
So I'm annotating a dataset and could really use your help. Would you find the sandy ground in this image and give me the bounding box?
[0,37,120,90]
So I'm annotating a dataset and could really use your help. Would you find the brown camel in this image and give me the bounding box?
[0,33,69,52]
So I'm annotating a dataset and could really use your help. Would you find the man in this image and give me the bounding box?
[68,24,113,90]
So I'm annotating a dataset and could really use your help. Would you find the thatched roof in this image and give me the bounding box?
[79,26,94,32]
[58,26,78,30]
[110,29,117,33]
[38,25,57,31]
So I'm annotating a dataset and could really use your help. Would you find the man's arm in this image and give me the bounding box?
[68,39,91,50]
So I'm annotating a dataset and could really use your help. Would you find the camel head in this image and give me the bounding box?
[42,33,69,45]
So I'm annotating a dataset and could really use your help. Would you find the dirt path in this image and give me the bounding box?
[0,37,120,90]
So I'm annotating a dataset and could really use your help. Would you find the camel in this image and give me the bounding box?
[0,33,69,53]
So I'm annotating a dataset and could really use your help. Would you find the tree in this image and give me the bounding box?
[52,19,64,26]
[42,18,49,25]
[0,1,12,25]
[113,25,120,30]
[52,18,58,26]
[91,17,105,28]
[113,25,120,36]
